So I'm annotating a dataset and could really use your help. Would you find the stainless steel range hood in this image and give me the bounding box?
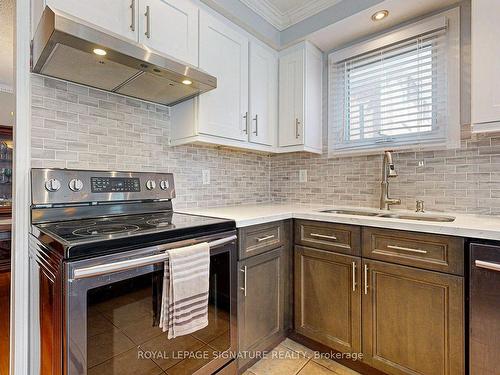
[31,7,217,106]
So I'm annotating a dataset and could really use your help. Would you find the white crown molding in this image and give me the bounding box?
[240,0,341,30]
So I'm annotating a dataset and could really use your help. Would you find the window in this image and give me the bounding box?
[328,10,460,155]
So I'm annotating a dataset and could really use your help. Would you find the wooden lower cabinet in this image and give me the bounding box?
[362,259,464,375]
[294,245,362,354]
[237,247,286,369]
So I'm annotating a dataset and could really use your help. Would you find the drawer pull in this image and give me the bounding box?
[257,234,275,242]
[475,260,500,272]
[352,262,357,292]
[310,233,337,241]
[387,245,427,254]
[240,266,247,296]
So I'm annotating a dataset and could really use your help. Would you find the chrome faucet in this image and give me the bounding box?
[380,151,401,210]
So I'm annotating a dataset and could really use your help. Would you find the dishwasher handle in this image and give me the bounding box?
[475,260,500,272]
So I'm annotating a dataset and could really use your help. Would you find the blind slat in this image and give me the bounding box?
[329,28,449,153]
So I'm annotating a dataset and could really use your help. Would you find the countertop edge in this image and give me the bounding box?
[176,206,500,241]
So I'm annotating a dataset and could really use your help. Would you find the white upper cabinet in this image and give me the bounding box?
[44,0,198,66]
[197,11,249,142]
[471,0,500,132]
[46,0,139,41]
[249,42,278,147]
[171,10,279,153]
[139,0,199,66]
[279,41,322,154]
[279,48,304,147]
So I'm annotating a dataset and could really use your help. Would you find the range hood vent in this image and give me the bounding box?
[31,7,217,106]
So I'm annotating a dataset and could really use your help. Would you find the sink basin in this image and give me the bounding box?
[378,213,455,222]
[319,209,456,222]
[320,209,380,216]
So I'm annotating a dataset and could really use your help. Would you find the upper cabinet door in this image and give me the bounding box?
[46,0,138,41]
[249,42,278,146]
[139,0,199,66]
[279,49,304,147]
[198,12,249,142]
[471,0,500,128]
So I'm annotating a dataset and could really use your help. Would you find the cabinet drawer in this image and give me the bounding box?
[295,220,361,255]
[239,221,285,260]
[362,227,464,275]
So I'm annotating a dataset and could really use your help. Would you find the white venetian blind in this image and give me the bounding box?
[329,22,450,154]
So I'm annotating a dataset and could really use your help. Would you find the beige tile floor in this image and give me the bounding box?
[244,339,362,375]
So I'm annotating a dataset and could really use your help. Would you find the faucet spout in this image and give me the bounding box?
[380,151,401,210]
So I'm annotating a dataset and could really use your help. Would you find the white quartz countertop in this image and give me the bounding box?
[176,203,500,241]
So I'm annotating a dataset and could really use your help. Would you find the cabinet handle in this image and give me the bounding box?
[257,234,275,242]
[243,112,249,134]
[310,233,337,241]
[253,114,258,135]
[295,118,301,139]
[352,262,357,292]
[240,266,247,296]
[130,0,136,31]
[144,5,151,39]
[475,260,500,272]
[364,264,368,295]
[387,245,427,254]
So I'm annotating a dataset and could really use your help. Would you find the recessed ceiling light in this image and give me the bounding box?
[371,10,389,21]
[182,79,192,85]
[93,48,107,56]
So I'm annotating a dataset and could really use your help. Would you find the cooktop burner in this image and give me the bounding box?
[33,211,234,258]
[72,224,140,237]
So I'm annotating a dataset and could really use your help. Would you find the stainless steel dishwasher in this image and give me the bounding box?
[469,242,500,375]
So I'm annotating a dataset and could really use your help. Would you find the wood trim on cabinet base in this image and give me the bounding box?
[288,332,387,375]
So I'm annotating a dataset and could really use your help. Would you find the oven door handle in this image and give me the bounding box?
[71,235,237,280]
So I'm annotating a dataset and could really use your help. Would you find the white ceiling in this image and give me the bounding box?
[307,0,459,52]
[240,0,342,31]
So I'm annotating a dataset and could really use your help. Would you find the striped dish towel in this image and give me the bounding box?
[159,242,210,339]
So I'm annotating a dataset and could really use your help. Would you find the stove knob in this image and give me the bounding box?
[45,178,61,192]
[146,180,156,190]
[69,178,84,192]
[160,180,169,190]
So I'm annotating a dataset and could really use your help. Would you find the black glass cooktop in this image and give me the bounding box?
[32,212,235,259]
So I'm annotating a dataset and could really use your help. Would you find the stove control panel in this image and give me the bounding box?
[32,169,176,206]
[91,177,141,193]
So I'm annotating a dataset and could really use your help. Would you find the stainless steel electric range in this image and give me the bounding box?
[29,169,237,375]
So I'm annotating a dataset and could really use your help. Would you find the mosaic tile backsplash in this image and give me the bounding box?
[31,75,271,209]
[32,75,500,214]
[270,128,500,215]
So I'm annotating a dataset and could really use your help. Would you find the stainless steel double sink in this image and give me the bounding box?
[319,208,456,222]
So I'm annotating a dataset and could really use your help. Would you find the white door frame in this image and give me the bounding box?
[11,0,31,374]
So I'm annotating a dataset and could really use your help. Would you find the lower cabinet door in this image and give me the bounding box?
[238,247,285,368]
[294,245,362,354]
[362,259,464,375]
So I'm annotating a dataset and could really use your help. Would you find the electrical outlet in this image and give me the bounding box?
[202,169,210,185]
[299,169,307,183]
[418,160,425,167]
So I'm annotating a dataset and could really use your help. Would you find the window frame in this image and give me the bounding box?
[327,8,461,157]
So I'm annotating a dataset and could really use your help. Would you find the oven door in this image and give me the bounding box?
[65,232,237,375]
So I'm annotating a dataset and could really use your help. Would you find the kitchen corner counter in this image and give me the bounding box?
[176,204,500,241]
